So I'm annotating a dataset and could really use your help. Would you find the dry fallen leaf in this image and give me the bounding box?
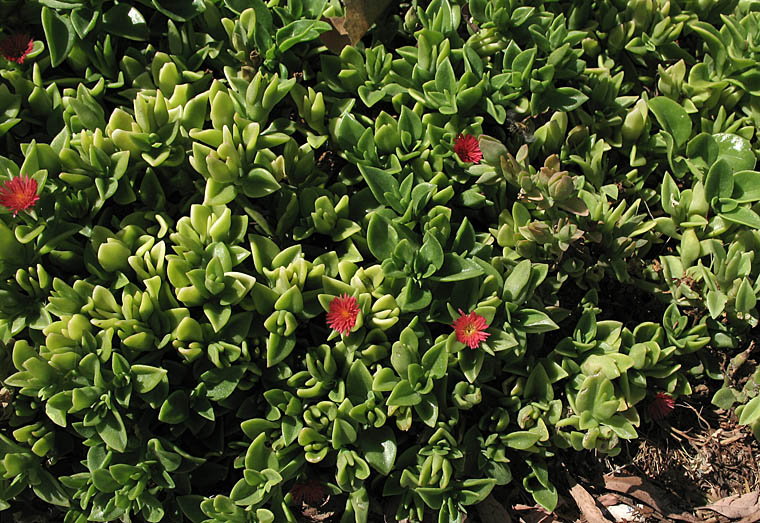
[320,0,392,53]
[603,473,699,523]
[512,503,562,523]
[698,491,760,519]
[566,475,610,523]
[597,493,621,507]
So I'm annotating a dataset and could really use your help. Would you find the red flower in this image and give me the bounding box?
[0,34,34,64]
[0,175,39,216]
[454,133,482,163]
[326,294,359,335]
[647,392,675,420]
[452,309,490,349]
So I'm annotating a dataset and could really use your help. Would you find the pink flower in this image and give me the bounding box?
[326,294,359,335]
[647,392,675,420]
[0,175,39,216]
[0,34,34,64]
[454,133,482,163]
[452,309,490,349]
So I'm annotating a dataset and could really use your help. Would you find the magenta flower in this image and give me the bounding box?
[648,392,675,420]
[454,133,483,163]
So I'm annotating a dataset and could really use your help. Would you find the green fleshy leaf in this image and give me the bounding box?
[97,411,127,452]
[42,7,75,68]
[541,87,588,111]
[386,379,421,406]
[430,254,484,282]
[102,5,149,41]
[276,19,331,53]
[648,96,691,147]
[70,7,98,39]
[714,133,756,172]
[719,206,760,228]
[503,431,540,449]
[266,333,296,367]
[515,308,559,333]
[131,365,167,394]
[159,391,189,425]
[151,0,206,21]
[738,396,760,426]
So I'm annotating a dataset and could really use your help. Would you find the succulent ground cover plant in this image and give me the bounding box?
[1,0,760,521]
